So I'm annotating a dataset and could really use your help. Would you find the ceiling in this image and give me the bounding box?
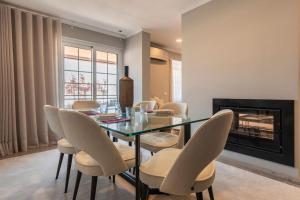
[4,0,211,53]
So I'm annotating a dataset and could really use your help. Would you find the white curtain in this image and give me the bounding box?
[0,4,61,157]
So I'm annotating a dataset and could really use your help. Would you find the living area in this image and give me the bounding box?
[0,0,300,200]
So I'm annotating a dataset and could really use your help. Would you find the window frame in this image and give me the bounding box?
[59,37,123,108]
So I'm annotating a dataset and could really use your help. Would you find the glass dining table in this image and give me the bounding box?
[93,112,209,200]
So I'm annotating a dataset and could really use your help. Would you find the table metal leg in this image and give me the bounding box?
[135,135,141,200]
[184,123,191,144]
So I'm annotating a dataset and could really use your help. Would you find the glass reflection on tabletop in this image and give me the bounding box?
[97,112,205,137]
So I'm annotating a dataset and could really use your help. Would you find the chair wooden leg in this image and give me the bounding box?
[113,137,118,142]
[72,171,82,200]
[129,141,132,146]
[55,153,64,180]
[151,152,154,156]
[90,176,98,200]
[142,183,150,200]
[208,186,214,200]
[144,184,150,200]
[64,154,73,193]
[112,175,115,183]
[196,192,203,200]
[133,167,136,175]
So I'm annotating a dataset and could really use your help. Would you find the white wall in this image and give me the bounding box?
[123,31,150,103]
[182,0,300,177]
[62,24,124,49]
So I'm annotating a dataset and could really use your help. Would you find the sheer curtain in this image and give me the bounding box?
[0,4,61,157]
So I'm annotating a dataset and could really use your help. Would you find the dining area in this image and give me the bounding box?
[44,100,233,200]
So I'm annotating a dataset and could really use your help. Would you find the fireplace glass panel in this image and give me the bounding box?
[233,113,274,140]
[221,106,280,142]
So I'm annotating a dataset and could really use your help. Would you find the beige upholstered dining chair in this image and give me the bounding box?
[58,109,136,200]
[140,102,188,154]
[139,109,233,200]
[134,100,157,111]
[72,100,100,110]
[44,105,75,193]
[111,100,157,146]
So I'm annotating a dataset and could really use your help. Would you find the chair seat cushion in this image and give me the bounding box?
[75,142,136,176]
[140,132,179,153]
[57,138,75,154]
[111,131,135,142]
[140,148,215,190]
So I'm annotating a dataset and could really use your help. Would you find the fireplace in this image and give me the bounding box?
[213,99,294,166]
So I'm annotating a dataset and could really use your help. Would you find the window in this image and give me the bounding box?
[62,43,119,108]
[171,60,182,102]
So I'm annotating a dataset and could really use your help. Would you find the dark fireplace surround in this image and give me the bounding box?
[213,99,294,166]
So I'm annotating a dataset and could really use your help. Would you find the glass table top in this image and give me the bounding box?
[92,112,209,137]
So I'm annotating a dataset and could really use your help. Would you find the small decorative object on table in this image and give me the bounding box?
[119,66,134,113]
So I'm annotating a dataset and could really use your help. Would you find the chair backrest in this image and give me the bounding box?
[160,109,233,195]
[160,102,188,115]
[135,101,157,111]
[58,109,127,176]
[72,100,100,110]
[44,105,64,138]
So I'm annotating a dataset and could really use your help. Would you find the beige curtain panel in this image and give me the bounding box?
[0,4,62,157]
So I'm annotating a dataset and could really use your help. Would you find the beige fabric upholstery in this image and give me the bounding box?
[57,138,75,154]
[150,96,164,109]
[160,102,188,115]
[140,132,179,153]
[75,143,135,176]
[140,102,188,152]
[140,148,215,189]
[134,101,157,111]
[72,100,100,110]
[140,110,233,196]
[44,105,75,155]
[111,132,135,142]
[58,109,135,176]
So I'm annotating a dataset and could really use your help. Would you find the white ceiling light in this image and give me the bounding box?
[176,39,182,43]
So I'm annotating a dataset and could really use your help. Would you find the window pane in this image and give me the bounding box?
[96,51,107,62]
[171,60,182,102]
[97,98,107,105]
[79,95,92,100]
[107,98,117,107]
[64,58,78,71]
[64,83,78,95]
[108,74,117,84]
[96,62,107,73]
[96,84,107,95]
[79,84,92,95]
[63,45,119,108]
[96,73,107,84]
[64,46,78,58]
[108,85,117,95]
[79,72,92,83]
[79,49,91,60]
[108,53,117,64]
[79,60,92,72]
[65,71,78,83]
[108,63,117,74]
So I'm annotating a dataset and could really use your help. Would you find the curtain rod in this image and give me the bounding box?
[0,2,60,20]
